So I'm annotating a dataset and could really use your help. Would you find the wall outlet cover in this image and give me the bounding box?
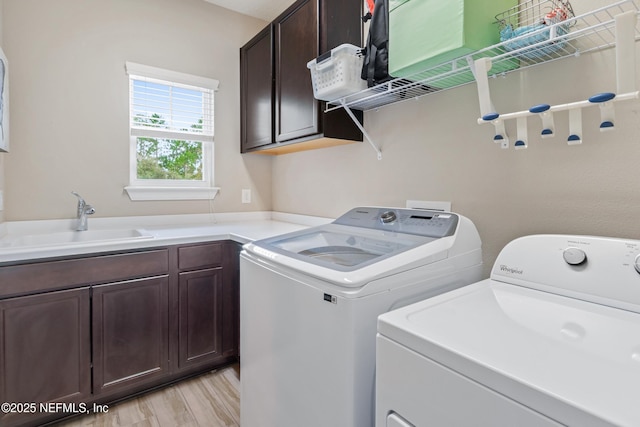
[406,200,451,212]
[242,189,251,204]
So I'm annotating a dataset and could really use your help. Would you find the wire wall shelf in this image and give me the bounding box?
[325,0,640,114]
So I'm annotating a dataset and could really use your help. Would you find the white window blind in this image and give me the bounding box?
[126,62,218,143]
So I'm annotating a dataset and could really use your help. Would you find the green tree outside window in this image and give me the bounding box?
[134,113,204,180]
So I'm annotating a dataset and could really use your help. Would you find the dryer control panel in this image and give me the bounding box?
[333,207,459,238]
[491,234,640,313]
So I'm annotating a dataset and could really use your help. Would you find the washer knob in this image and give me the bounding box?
[634,254,640,275]
[380,211,397,224]
[563,247,587,265]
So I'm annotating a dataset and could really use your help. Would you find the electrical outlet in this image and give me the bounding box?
[242,189,251,204]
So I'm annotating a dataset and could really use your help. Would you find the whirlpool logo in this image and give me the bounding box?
[499,264,523,275]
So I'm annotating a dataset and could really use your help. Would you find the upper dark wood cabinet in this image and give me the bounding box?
[275,0,319,143]
[241,25,273,151]
[240,0,363,154]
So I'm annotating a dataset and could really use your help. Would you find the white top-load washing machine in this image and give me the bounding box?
[376,234,640,427]
[240,206,483,427]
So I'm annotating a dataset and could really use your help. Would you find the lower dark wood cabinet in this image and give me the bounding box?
[92,276,170,395]
[178,267,223,370]
[0,288,91,427]
[0,240,240,426]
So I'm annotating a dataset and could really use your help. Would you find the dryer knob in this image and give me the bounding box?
[563,247,587,266]
[634,254,640,275]
[380,211,397,224]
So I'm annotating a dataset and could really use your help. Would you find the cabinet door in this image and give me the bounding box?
[177,268,223,370]
[92,276,169,396]
[274,0,320,143]
[0,288,91,426]
[241,25,274,151]
[221,242,241,356]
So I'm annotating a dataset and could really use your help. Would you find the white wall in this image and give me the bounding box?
[2,0,271,220]
[272,0,640,275]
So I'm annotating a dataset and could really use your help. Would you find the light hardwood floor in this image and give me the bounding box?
[54,364,240,427]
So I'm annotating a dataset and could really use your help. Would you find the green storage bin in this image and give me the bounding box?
[389,0,518,84]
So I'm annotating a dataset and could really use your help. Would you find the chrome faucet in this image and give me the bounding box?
[71,191,95,231]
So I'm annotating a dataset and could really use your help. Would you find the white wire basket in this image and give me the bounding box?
[495,0,576,58]
[307,44,367,101]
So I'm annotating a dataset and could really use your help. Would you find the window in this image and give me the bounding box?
[124,62,219,201]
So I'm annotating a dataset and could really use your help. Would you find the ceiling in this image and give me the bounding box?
[203,0,296,21]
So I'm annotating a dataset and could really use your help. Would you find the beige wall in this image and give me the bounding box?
[0,0,4,224]
[272,0,640,275]
[2,0,271,220]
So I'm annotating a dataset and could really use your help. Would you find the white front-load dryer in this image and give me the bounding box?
[377,234,640,427]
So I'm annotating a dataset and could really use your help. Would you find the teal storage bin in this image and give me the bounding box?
[389,0,518,84]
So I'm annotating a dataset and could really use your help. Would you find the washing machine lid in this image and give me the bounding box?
[244,207,471,287]
[377,279,640,426]
[262,225,432,269]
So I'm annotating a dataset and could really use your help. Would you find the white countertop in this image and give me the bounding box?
[0,211,332,264]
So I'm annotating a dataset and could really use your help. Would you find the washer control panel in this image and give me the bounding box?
[334,207,459,238]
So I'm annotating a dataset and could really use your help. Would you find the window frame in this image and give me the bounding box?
[124,62,220,201]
